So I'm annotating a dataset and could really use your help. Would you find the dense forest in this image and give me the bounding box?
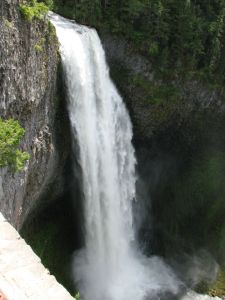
[50,0,225,86]
[19,0,225,87]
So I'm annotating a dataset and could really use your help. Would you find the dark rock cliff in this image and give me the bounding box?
[0,0,69,229]
[103,34,225,265]
[103,35,225,145]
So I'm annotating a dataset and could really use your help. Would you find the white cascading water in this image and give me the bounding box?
[50,13,221,300]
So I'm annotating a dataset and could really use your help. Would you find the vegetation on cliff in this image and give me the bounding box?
[0,119,29,171]
[19,0,49,21]
[50,0,225,87]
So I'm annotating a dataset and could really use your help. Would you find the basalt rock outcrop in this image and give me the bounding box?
[0,0,69,229]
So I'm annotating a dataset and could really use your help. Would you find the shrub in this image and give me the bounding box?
[43,0,54,10]
[75,292,81,300]
[0,118,30,172]
[19,0,49,22]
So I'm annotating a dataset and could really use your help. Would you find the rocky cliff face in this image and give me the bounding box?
[103,35,225,145]
[103,34,225,264]
[0,0,69,229]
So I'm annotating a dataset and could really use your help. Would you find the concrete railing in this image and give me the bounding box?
[0,213,74,300]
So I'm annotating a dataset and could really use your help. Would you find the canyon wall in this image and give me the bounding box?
[0,0,69,229]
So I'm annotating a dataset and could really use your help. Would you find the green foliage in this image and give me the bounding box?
[208,267,225,297]
[74,292,81,300]
[156,147,225,259]
[34,44,43,52]
[34,37,45,52]
[43,0,54,10]
[208,5,225,72]
[48,20,56,36]
[53,0,102,24]
[0,118,30,172]
[129,74,181,105]
[174,151,225,222]
[53,0,225,87]
[149,42,159,56]
[19,0,49,22]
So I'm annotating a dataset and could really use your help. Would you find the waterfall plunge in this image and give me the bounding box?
[50,13,184,300]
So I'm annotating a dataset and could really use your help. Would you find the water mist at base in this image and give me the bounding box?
[50,14,220,300]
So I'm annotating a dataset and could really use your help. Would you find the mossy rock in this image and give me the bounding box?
[208,267,225,297]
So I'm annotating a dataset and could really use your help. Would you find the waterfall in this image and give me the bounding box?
[50,12,181,300]
[49,13,204,300]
